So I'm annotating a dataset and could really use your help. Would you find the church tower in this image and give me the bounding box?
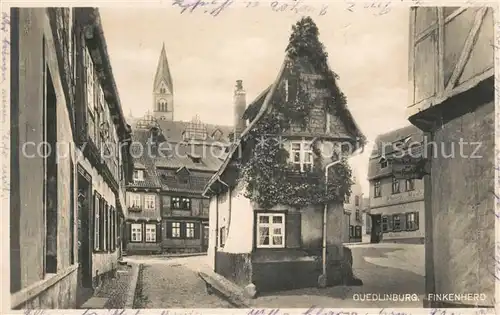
[152,43,174,121]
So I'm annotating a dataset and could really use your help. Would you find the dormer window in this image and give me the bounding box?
[187,153,202,164]
[380,157,388,169]
[211,129,223,140]
[133,170,144,181]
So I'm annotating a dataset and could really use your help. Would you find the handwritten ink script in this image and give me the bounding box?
[1,11,9,201]
[345,0,422,16]
[171,0,328,17]
[1,12,9,83]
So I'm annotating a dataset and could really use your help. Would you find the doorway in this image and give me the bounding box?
[202,223,209,252]
[76,168,93,304]
[370,214,382,243]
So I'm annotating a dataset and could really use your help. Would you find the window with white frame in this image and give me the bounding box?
[131,224,142,242]
[144,194,156,210]
[145,224,156,242]
[128,192,141,209]
[257,213,285,248]
[170,222,181,238]
[185,222,195,238]
[133,169,144,181]
[290,141,314,172]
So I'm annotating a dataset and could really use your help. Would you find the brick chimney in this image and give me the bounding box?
[233,80,247,141]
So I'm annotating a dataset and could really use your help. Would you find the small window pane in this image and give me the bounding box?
[259,216,269,224]
[272,236,283,245]
[272,216,283,224]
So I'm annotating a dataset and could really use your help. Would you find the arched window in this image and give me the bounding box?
[158,100,167,112]
[160,87,166,94]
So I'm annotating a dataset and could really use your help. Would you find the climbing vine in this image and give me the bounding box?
[237,16,354,210]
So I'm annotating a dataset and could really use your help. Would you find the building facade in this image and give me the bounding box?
[10,8,132,309]
[123,46,234,254]
[344,174,363,243]
[407,7,494,307]
[361,197,371,243]
[204,19,365,294]
[367,125,425,244]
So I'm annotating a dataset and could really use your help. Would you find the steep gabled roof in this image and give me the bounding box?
[203,57,289,196]
[127,128,162,189]
[155,120,233,144]
[153,43,173,92]
[203,51,365,196]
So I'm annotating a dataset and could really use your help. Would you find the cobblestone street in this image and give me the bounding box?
[126,244,425,308]
[130,256,233,308]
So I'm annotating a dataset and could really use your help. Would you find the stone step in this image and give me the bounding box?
[79,297,109,309]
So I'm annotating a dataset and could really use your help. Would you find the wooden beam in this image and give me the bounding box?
[445,7,488,93]
[444,7,467,24]
[437,8,445,95]
[408,8,416,107]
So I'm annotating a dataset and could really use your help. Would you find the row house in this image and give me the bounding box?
[10,8,132,309]
[367,125,425,244]
[124,117,233,254]
[406,7,494,307]
[123,44,233,254]
[203,17,365,295]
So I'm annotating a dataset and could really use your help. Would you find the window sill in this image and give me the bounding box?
[11,264,78,309]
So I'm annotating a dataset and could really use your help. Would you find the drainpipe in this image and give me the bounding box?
[319,159,342,287]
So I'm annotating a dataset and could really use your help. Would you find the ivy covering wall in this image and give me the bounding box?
[238,17,355,210]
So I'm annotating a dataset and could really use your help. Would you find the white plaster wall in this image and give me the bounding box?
[207,196,217,269]
[222,181,253,254]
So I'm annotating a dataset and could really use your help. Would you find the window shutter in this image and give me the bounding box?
[111,208,115,251]
[142,223,146,242]
[400,213,406,231]
[166,221,172,238]
[126,222,131,244]
[93,192,97,250]
[99,199,104,250]
[194,222,200,239]
[387,215,393,231]
[285,212,301,249]
[180,222,186,238]
[156,223,161,242]
[415,212,419,230]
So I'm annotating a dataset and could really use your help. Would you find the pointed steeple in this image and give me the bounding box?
[153,42,173,93]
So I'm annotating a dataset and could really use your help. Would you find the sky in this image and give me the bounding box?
[99,3,412,195]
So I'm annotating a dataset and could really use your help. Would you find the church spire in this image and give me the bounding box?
[152,43,174,121]
[153,42,173,93]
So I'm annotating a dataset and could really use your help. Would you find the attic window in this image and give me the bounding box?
[211,129,223,140]
[133,170,144,181]
[188,153,202,164]
[380,157,388,169]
